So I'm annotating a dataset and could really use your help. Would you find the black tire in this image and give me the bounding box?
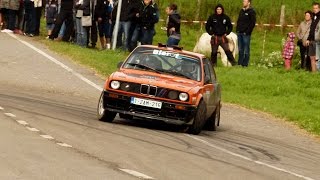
[97,92,116,122]
[205,101,221,131]
[187,100,207,135]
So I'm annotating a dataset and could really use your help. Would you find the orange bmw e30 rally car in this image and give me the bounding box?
[97,44,221,135]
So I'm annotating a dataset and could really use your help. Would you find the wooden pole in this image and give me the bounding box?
[195,0,201,21]
[280,5,285,30]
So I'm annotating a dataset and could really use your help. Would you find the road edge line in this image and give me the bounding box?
[6,33,103,92]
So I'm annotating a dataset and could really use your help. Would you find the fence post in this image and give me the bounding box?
[280,5,285,30]
[195,0,201,21]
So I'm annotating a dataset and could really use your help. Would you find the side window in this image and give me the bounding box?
[203,59,212,84]
[203,58,216,84]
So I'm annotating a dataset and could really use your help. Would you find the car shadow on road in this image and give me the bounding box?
[111,116,223,135]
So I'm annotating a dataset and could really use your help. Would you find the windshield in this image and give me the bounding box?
[123,47,202,81]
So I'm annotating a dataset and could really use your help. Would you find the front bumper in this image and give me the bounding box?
[103,91,197,125]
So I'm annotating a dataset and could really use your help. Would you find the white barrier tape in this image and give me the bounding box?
[159,19,297,27]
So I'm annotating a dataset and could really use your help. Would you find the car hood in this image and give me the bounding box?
[110,70,201,92]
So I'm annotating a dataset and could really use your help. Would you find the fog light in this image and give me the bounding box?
[175,105,186,110]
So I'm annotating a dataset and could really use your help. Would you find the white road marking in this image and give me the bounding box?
[4,113,16,118]
[17,120,28,125]
[7,33,103,92]
[0,106,4,110]
[26,127,40,132]
[186,134,315,180]
[119,169,154,180]
[40,135,54,140]
[57,143,73,148]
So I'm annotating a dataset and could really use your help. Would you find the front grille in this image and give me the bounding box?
[139,84,158,96]
[140,84,149,94]
[120,82,171,98]
[149,86,157,96]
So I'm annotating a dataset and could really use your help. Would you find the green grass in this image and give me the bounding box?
[35,22,320,135]
[157,0,315,25]
[216,67,320,134]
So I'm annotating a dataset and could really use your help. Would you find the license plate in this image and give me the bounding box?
[130,97,162,109]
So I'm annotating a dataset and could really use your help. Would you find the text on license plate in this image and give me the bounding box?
[130,97,162,109]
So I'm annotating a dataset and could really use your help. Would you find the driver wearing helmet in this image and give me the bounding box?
[181,61,197,80]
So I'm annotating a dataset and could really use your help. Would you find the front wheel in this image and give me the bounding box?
[187,100,207,135]
[205,101,221,131]
[97,92,116,122]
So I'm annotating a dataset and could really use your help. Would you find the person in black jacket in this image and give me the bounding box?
[306,2,320,72]
[45,0,58,38]
[206,4,236,66]
[95,0,113,49]
[49,0,74,41]
[236,0,256,67]
[165,3,181,47]
[130,0,158,49]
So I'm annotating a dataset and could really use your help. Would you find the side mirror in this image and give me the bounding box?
[117,61,124,68]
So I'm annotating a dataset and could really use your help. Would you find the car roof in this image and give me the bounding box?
[137,45,206,60]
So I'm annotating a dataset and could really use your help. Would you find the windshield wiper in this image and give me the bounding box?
[126,63,162,74]
[160,69,193,80]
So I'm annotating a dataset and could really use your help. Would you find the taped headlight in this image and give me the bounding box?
[110,81,120,89]
[168,91,178,100]
[179,93,189,101]
[120,83,131,91]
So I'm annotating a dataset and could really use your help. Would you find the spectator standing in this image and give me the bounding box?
[165,3,181,47]
[282,32,295,70]
[13,0,24,34]
[0,0,20,32]
[111,0,134,50]
[306,2,320,72]
[236,0,256,67]
[130,0,158,48]
[296,11,312,70]
[34,0,43,36]
[95,0,113,49]
[128,0,142,51]
[84,0,98,48]
[205,4,236,66]
[24,0,36,36]
[45,0,58,38]
[49,0,74,42]
[75,0,87,47]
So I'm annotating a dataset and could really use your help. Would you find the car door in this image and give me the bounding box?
[202,58,217,117]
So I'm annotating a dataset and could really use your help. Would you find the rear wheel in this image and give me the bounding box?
[97,92,116,122]
[205,101,221,131]
[187,100,207,135]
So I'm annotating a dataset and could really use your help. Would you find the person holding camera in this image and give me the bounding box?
[296,10,312,70]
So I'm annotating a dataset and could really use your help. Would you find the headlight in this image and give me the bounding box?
[179,93,189,101]
[168,91,178,100]
[110,81,120,89]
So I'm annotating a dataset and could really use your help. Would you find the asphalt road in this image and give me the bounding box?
[0,32,320,180]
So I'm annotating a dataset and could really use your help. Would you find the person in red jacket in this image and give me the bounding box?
[282,32,295,70]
